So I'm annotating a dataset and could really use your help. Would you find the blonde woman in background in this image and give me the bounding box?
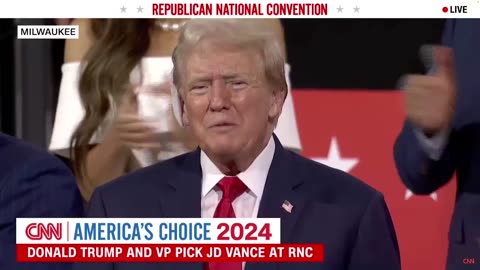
[49,19,302,202]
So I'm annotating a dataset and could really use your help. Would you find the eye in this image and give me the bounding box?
[190,84,209,94]
[230,80,248,90]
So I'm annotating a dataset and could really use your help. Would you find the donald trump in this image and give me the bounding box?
[78,19,401,270]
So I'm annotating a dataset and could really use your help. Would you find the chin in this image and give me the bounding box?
[205,140,240,157]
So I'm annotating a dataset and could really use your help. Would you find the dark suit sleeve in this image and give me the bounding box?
[347,193,401,270]
[394,121,457,194]
[72,188,113,270]
[0,154,83,270]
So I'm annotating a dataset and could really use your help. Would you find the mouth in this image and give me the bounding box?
[209,122,236,131]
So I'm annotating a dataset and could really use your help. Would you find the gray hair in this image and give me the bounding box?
[172,19,287,97]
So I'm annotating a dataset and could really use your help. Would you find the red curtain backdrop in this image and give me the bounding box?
[293,90,456,270]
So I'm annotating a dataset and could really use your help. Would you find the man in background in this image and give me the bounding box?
[79,19,400,270]
[0,132,83,269]
[394,19,480,269]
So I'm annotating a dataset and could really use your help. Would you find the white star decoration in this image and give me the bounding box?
[404,189,438,201]
[311,137,438,202]
[312,137,359,173]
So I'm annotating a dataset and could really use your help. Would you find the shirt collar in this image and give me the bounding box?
[201,136,275,198]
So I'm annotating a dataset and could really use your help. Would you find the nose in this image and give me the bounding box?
[209,79,231,111]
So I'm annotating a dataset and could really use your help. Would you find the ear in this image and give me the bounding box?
[171,85,185,127]
[182,101,190,126]
[268,89,286,120]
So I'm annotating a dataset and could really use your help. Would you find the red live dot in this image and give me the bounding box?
[442,6,448,13]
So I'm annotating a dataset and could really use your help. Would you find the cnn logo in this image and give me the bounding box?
[25,223,62,240]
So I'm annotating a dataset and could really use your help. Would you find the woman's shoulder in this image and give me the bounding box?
[64,19,95,63]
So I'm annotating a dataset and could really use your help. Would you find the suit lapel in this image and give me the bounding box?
[247,136,306,270]
[157,150,204,270]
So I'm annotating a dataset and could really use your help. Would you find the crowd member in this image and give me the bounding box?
[394,19,480,269]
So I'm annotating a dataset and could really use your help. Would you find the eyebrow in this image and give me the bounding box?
[187,73,247,85]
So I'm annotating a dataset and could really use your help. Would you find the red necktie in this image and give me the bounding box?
[207,176,248,270]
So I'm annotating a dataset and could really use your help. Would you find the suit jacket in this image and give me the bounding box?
[394,19,480,269]
[0,133,83,270]
[76,135,400,270]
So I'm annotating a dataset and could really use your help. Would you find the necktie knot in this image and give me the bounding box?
[216,176,247,202]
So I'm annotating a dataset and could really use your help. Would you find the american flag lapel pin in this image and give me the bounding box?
[282,200,293,213]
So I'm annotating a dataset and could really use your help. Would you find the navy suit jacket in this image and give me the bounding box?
[0,133,83,269]
[77,135,400,270]
[394,19,480,269]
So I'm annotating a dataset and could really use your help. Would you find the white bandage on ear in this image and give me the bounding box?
[169,63,302,152]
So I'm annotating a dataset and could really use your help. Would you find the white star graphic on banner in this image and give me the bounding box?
[404,189,438,201]
[312,137,359,173]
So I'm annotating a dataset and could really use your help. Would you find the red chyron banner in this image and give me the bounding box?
[17,244,324,262]
[293,90,456,270]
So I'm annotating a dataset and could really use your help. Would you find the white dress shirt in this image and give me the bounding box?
[200,136,275,219]
[414,127,450,160]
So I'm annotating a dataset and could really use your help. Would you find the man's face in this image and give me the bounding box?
[181,43,284,160]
